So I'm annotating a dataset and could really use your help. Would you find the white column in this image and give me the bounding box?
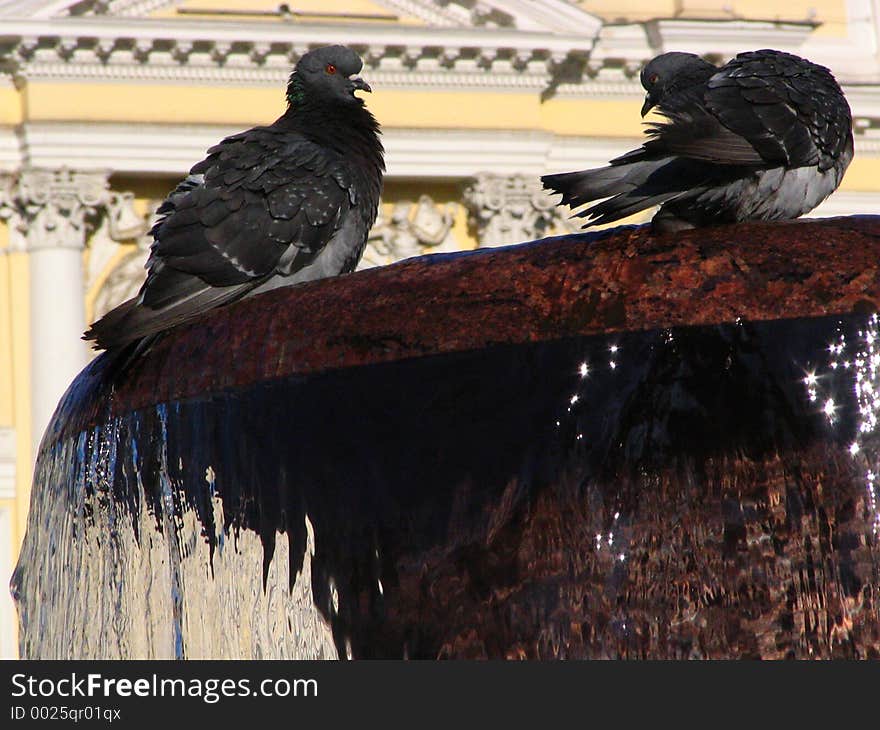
[29,245,88,452]
[1,169,111,455]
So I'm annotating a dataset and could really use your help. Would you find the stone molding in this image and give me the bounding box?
[0,1,878,142]
[0,10,863,90]
[56,0,604,35]
[0,168,142,253]
[360,194,459,270]
[0,122,640,178]
[0,17,596,88]
[464,172,579,247]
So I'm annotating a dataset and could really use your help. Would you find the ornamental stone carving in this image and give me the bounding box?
[0,168,142,254]
[463,173,579,247]
[360,195,459,269]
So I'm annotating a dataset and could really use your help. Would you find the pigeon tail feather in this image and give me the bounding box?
[84,279,259,350]
[542,157,673,225]
[542,166,632,208]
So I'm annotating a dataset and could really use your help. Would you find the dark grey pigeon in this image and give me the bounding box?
[541,49,853,232]
[85,44,384,351]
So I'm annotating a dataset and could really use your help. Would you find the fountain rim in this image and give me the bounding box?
[45,215,880,447]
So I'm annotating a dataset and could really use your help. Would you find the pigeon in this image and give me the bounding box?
[541,49,853,232]
[85,44,384,351]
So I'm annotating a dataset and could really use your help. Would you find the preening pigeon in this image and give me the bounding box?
[85,45,384,351]
[541,49,853,232]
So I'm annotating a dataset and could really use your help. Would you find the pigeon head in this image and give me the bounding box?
[640,51,716,117]
[287,45,371,108]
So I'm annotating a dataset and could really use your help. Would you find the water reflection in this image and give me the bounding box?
[810,313,880,536]
[13,313,880,659]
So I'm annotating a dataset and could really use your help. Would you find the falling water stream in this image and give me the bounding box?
[12,313,880,658]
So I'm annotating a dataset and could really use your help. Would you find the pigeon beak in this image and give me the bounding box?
[641,94,655,117]
[351,77,372,94]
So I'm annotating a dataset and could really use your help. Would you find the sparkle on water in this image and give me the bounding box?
[803,313,880,535]
[14,311,880,659]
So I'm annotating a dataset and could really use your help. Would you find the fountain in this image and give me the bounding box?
[13,217,880,658]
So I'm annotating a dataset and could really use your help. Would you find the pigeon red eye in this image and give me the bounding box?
[325,64,337,74]
[649,73,659,84]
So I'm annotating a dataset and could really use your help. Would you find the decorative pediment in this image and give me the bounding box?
[0,1,875,134]
[0,0,602,91]
[32,0,604,35]
[0,0,854,90]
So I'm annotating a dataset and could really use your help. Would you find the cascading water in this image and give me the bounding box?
[12,219,880,659]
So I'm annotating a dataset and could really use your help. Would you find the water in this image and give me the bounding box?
[12,313,880,658]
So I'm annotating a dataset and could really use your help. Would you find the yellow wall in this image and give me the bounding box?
[25,82,283,126]
[22,82,647,137]
[0,247,31,551]
[582,0,848,36]
[0,228,14,426]
[0,87,22,125]
[0,218,32,544]
[839,158,880,191]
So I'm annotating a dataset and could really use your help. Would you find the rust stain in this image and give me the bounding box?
[72,216,880,423]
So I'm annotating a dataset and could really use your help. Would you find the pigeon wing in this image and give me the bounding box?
[642,50,850,170]
[85,128,355,348]
[630,111,768,166]
[700,49,853,171]
[702,51,820,168]
[140,128,354,309]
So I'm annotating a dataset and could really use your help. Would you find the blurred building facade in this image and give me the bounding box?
[1,0,879,657]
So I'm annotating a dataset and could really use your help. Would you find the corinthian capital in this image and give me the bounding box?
[0,168,113,252]
[463,173,579,248]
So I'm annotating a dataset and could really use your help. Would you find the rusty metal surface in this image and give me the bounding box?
[20,217,880,660]
[62,217,880,434]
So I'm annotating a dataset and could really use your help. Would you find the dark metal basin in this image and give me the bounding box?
[14,217,880,659]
